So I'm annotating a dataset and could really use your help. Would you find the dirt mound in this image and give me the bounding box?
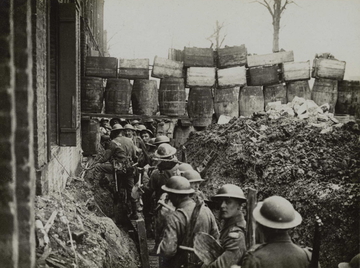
[35,176,140,268]
[181,114,360,268]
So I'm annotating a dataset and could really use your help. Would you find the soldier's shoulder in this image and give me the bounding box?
[228,225,246,239]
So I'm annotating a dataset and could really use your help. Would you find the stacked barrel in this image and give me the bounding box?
[82,56,118,155]
[311,54,346,113]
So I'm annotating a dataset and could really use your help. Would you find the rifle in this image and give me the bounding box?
[112,160,119,193]
[309,215,323,268]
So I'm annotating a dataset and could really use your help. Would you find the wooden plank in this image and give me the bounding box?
[282,61,311,81]
[152,56,184,78]
[217,66,247,88]
[81,112,188,120]
[186,67,216,87]
[118,58,149,79]
[246,188,257,249]
[247,51,294,67]
[136,219,150,268]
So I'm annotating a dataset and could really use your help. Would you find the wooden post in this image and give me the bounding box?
[246,188,257,249]
[136,219,150,268]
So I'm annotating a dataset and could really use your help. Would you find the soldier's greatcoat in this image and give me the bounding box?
[241,232,312,268]
[206,214,247,268]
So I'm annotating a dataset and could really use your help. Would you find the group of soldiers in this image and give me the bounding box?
[90,117,355,268]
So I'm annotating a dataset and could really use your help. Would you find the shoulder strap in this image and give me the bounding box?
[182,200,204,247]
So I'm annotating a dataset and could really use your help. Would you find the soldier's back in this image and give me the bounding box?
[242,242,311,268]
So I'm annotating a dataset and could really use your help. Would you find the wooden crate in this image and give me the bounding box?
[85,56,118,78]
[312,58,346,80]
[247,51,294,67]
[186,67,216,87]
[247,65,282,86]
[282,61,310,81]
[183,47,215,67]
[217,45,247,68]
[151,56,184,79]
[168,48,184,62]
[217,66,247,88]
[118,58,149,79]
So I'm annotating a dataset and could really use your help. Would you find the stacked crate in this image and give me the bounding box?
[245,51,294,114]
[151,55,186,117]
[182,47,216,127]
[216,45,247,118]
[311,54,346,113]
[83,56,118,154]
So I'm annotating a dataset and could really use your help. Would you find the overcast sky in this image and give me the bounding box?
[104,0,360,80]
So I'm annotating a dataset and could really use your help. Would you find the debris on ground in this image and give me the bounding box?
[35,171,140,268]
[181,106,360,268]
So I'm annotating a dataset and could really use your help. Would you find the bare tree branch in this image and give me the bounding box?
[256,0,274,17]
[280,0,294,14]
[220,34,227,48]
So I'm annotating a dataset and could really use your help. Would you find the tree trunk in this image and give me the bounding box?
[273,17,280,53]
[272,0,281,53]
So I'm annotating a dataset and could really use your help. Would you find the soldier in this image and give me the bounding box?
[241,195,314,268]
[92,124,140,220]
[158,176,219,268]
[124,123,150,167]
[99,118,111,148]
[148,143,181,252]
[205,184,247,268]
[182,170,207,203]
[338,253,360,268]
[154,135,170,147]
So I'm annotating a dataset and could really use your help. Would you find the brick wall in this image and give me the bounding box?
[0,1,19,266]
[32,0,48,169]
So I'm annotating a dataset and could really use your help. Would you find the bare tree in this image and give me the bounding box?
[206,20,227,50]
[256,0,294,52]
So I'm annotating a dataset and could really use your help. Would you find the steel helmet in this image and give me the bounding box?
[131,119,140,125]
[177,163,194,174]
[182,170,204,183]
[124,124,135,131]
[252,196,302,229]
[154,143,177,158]
[136,124,147,131]
[147,138,157,147]
[141,129,154,136]
[213,184,246,200]
[338,254,360,268]
[109,117,121,127]
[111,124,123,132]
[161,176,195,194]
[154,135,170,145]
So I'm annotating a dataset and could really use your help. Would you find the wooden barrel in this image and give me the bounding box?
[336,80,360,115]
[214,86,240,118]
[132,79,158,116]
[159,78,186,116]
[81,77,104,113]
[311,78,338,112]
[264,83,287,108]
[286,80,311,102]
[105,78,132,114]
[188,87,214,127]
[239,86,264,117]
[81,119,100,156]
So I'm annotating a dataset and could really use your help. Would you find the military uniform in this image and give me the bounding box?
[241,232,312,268]
[158,198,220,268]
[206,214,247,268]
